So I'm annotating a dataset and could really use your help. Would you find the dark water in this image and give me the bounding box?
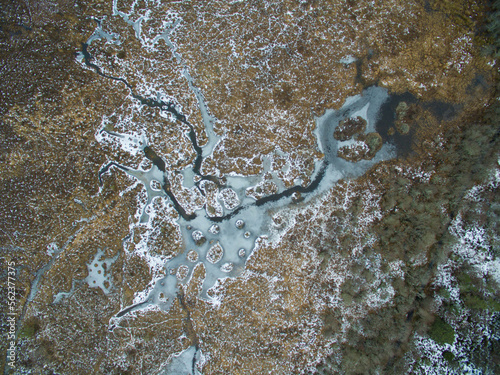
[375,91,459,157]
[375,92,416,157]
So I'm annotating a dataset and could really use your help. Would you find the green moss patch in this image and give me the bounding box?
[18,317,40,339]
[463,294,500,312]
[443,350,455,363]
[429,316,455,345]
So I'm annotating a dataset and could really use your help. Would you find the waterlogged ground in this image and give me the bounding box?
[1,0,499,374]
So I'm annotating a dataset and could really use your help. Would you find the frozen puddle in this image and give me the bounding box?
[86,249,118,294]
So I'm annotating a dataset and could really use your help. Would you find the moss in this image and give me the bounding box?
[18,317,40,339]
[429,316,455,345]
[396,101,409,117]
[463,294,500,312]
[484,0,500,57]
[443,350,454,363]
[457,271,475,291]
[365,132,383,153]
[397,122,410,135]
[437,288,451,299]
[456,270,500,311]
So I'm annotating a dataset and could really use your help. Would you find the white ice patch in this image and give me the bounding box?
[339,55,357,64]
[393,165,434,184]
[46,242,58,256]
[433,261,462,304]
[350,103,370,124]
[388,260,406,279]
[161,345,204,375]
[85,249,118,294]
[95,119,147,157]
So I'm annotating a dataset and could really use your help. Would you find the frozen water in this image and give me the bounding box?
[339,55,357,64]
[109,86,396,319]
[161,345,203,375]
[181,166,196,188]
[85,249,118,294]
[316,85,391,167]
[86,18,121,46]
[82,10,396,320]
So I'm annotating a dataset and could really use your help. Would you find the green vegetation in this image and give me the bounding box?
[463,294,500,311]
[443,350,455,363]
[484,0,500,58]
[319,85,499,372]
[457,262,500,312]
[429,316,455,345]
[18,318,40,339]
